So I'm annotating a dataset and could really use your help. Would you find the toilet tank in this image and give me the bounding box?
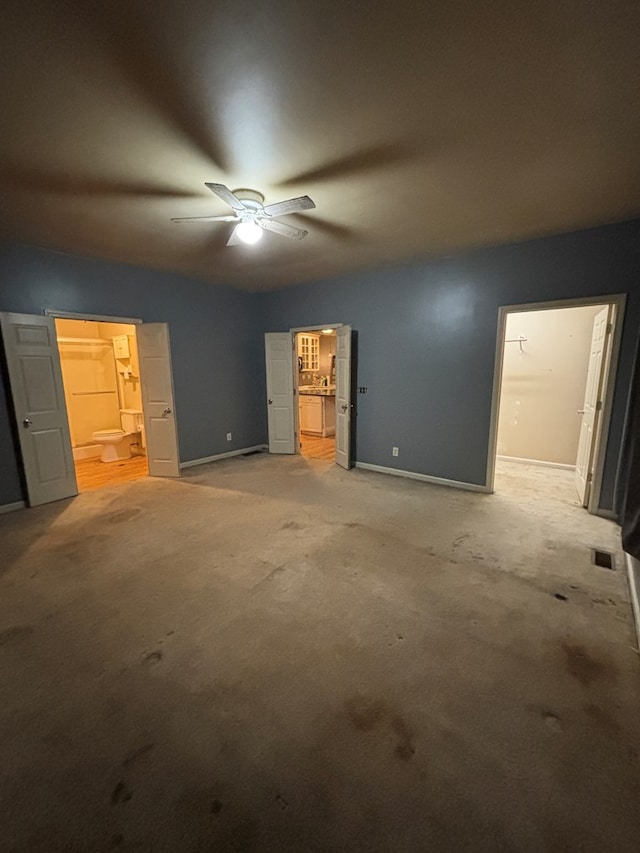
[120,409,143,434]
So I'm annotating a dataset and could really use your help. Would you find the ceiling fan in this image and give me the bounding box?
[171,183,316,245]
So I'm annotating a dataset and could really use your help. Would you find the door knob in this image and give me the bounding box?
[22,418,32,427]
[577,409,586,414]
[268,398,273,405]
[162,407,172,415]
[341,404,348,412]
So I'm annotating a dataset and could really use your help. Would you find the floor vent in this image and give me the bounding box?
[591,549,615,571]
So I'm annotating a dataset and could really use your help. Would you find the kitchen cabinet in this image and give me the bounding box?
[299,394,335,437]
[297,333,320,371]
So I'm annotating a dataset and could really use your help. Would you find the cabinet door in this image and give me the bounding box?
[308,398,323,433]
[299,398,310,432]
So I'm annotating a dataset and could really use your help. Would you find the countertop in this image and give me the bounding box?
[299,388,336,397]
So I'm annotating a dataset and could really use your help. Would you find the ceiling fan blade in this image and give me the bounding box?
[226,226,242,246]
[262,195,316,217]
[259,218,308,240]
[204,182,247,212]
[170,214,238,223]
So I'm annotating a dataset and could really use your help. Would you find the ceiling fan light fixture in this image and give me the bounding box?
[235,221,263,244]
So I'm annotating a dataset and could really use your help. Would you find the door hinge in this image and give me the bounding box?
[587,471,593,483]
[596,400,603,411]
[606,323,613,335]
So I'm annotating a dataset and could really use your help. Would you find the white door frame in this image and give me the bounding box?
[486,294,626,516]
[290,324,344,454]
[48,309,181,477]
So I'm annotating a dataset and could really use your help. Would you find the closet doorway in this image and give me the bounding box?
[487,296,624,515]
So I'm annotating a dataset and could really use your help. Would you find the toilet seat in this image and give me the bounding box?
[93,428,126,438]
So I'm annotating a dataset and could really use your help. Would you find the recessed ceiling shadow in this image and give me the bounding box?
[278,143,412,187]
[1,168,200,200]
[79,1,230,173]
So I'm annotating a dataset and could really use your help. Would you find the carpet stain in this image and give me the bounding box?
[0,625,34,646]
[584,703,621,734]
[391,715,416,760]
[107,508,142,524]
[345,696,386,731]
[111,781,132,805]
[562,643,609,686]
[142,650,162,666]
[210,800,224,815]
[345,695,416,760]
[542,711,563,733]
[122,743,155,767]
[280,521,304,530]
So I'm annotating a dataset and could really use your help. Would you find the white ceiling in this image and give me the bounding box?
[1,0,639,291]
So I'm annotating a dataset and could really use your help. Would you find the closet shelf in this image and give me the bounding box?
[57,337,111,346]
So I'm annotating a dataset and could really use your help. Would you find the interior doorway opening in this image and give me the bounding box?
[54,318,148,492]
[489,297,624,514]
[296,328,337,461]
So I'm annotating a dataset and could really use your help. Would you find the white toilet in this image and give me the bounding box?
[92,410,144,463]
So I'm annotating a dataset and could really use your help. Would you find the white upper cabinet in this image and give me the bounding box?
[297,333,320,371]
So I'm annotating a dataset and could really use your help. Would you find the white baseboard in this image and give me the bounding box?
[355,462,488,493]
[0,500,26,515]
[624,552,640,651]
[180,444,268,469]
[497,455,575,471]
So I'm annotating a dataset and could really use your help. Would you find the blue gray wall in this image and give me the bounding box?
[260,220,640,512]
[0,244,267,507]
[2,220,639,513]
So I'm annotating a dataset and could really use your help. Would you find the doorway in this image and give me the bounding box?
[488,297,624,514]
[0,311,181,508]
[296,329,337,461]
[264,324,352,468]
[54,318,148,492]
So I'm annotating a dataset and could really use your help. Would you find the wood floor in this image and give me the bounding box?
[300,435,336,461]
[75,454,148,492]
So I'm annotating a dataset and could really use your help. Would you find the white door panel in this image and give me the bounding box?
[265,333,295,454]
[0,312,77,506]
[336,326,352,469]
[575,306,611,505]
[138,323,180,477]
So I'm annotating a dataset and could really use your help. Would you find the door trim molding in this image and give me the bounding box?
[624,552,640,651]
[180,445,268,469]
[355,461,489,492]
[44,309,142,324]
[486,294,626,514]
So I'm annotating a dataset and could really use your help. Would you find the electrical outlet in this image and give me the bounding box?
[226,432,232,442]
[392,446,399,457]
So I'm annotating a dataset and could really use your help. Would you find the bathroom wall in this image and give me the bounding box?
[496,305,602,465]
[55,318,121,445]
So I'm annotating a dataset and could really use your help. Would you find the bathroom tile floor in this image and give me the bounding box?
[74,454,148,492]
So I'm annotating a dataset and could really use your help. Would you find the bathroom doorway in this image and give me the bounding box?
[54,318,148,492]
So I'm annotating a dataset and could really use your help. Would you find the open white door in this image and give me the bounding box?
[575,306,611,505]
[0,312,77,506]
[137,323,180,477]
[265,333,295,454]
[335,325,352,469]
